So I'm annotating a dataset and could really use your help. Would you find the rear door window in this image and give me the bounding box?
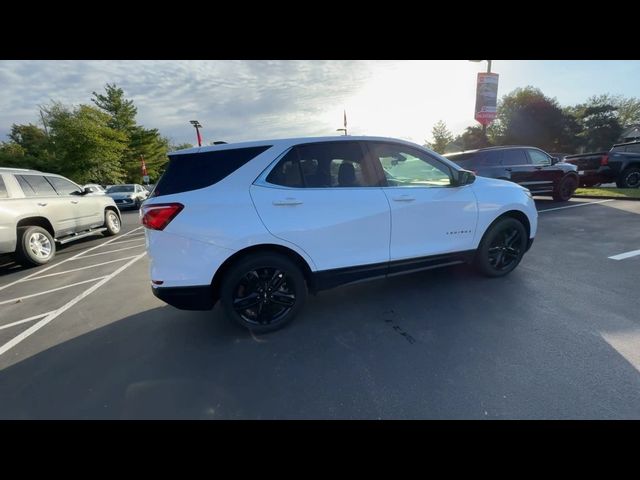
[501,150,528,166]
[16,175,57,197]
[153,145,272,197]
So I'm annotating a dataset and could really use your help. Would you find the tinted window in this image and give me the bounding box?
[445,152,478,167]
[528,149,550,166]
[107,185,135,193]
[502,149,528,166]
[266,149,304,187]
[625,144,640,153]
[0,176,7,198]
[369,143,452,188]
[483,151,502,165]
[16,175,57,197]
[153,145,271,197]
[269,142,377,188]
[47,176,81,195]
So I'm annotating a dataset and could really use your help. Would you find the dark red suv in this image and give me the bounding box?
[445,146,579,201]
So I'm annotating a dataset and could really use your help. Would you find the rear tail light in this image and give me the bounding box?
[601,155,609,166]
[141,203,184,230]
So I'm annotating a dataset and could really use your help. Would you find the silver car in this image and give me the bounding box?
[0,167,122,266]
[105,184,149,209]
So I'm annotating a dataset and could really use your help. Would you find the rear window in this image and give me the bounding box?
[152,145,271,197]
[0,176,7,198]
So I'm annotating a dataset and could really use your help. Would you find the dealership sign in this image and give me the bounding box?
[475,72,499,126]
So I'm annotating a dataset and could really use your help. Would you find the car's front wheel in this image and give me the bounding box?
[220,253,308,333]
[15,226,56,267]
[474,217,527,277]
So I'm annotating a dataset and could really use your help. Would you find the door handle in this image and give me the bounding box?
[273,198,303,206]
[505,168,512,172]
[392,195,416,202]
[37,202,48,207]
[534,166,543,170]
[71,200,79,204]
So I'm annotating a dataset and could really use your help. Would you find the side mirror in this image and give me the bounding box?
[82,187,93,195]
[456,169,476,186]
[551,156,559,165]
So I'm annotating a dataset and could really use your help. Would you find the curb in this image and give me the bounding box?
[572,195,640,201]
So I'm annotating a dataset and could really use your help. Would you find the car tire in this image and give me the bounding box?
[103,210,121,236]
[474,217,527,278]
[15,226,56,267]
[552,175,577,201]
[615,167,640,189]
[220,253,308,333]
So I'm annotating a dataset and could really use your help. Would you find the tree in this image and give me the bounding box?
[170,143,194,151]
[451,125,493,151]
[425,120,454,153]
[1,123,55,171]
[573,103,622,152]
[492,86,575,152]
[91,83,137,132]
[43,102,128,184]
[91,83,169,182]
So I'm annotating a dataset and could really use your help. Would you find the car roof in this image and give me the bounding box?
[0,167,42,174]
[169,136,426,156]
[446,145,545,156]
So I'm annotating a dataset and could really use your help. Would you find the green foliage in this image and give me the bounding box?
[425,120,454,153]
[450,125,492,151]
[91,83,138,132]
[170,143,194,152]
[43,102,128,184]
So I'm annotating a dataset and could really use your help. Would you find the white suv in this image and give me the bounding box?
[142,137,537,333]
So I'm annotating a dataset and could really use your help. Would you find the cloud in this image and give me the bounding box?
[0,60,374,145]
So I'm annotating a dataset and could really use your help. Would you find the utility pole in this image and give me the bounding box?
[336,110,348,136]
[39,108,49,137]
[190,120,203,147]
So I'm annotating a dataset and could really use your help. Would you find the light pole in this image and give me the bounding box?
[190,120,203,147]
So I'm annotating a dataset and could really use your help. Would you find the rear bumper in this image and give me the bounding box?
[577,166,615,184]
[152,285,215,310]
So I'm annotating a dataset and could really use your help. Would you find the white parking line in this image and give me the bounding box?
[0,253,145,357]
[608,249,640,261]
[538,199,614,213]
[70,243,145,260]
[104,237,146,246]
[22,255,140,281]
[0,311,53,331]
[0,277,106,306]
[0,226,143,293]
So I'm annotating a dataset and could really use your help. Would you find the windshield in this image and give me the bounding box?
[107,185,134,193]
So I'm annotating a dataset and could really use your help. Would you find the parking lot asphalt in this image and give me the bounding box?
[0,198,639,419]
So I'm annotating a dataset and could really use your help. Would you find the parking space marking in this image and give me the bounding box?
[538,199,614,213]
[0,253,145,357]
[0,277,106,306]
[69,243,145,260]
[609,249,640,261]
[0,312,54,331]
[106,237,146,246]
[22,255,140,281]
[0,226,143,293]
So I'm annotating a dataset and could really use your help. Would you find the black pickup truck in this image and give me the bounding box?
[563,141,640,188]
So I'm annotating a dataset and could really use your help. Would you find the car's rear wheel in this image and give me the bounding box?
[220,253,308,333]
[15,226,56,267]
[615,167,640,189]
[103,210,121,236]
[474,217,527,277]
[552,175,577,201]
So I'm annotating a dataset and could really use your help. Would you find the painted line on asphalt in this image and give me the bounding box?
[538,199,614,213]
[0,277,106,306]
[23,255,140,281]
[0,226,143,293]
[69,243,145,260]
[608,249,640,261]
[102,237,145,246]
[0,311,54,331]
[0,253,145,357]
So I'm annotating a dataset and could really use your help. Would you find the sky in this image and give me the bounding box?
[0,60,638,146]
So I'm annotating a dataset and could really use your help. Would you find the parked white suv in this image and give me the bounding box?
[0,168,122,266]
[142,137,538,333]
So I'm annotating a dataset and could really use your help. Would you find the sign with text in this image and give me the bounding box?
[474,72,499,126]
